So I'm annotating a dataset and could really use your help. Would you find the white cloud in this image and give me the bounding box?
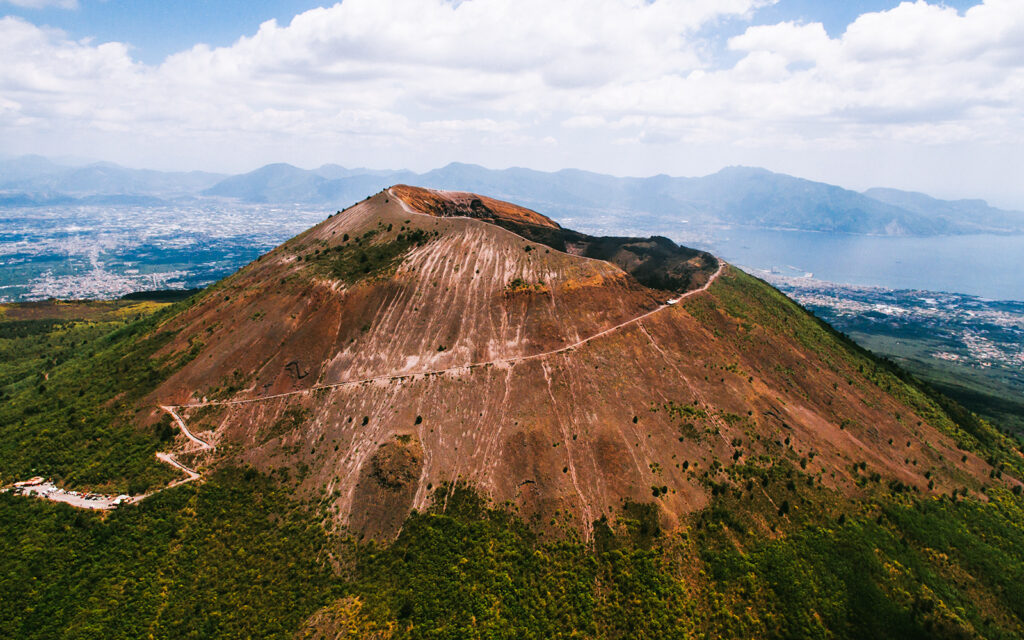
[0,0,769,145]
[572,0,1024,150]
[729,20,835,62]
[0,0,1023,203]
[710,0,1024,144]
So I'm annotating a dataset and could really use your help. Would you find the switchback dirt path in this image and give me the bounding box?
[160,404,213,451]
[149,404,214,489]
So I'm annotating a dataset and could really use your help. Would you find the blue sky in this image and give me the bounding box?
[752,0,978,34]
[1,1,330,63]
[1,0,1021,207]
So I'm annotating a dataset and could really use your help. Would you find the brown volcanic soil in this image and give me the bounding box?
[142,187,996,540]
[150,189,667,404]
[389,184,559,229]
[391,184,718,294]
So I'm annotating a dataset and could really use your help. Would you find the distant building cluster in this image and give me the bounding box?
[0,202,324,303]
[758,269,1024,374]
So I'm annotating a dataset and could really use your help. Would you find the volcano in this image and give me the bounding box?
[133,186,1000,540]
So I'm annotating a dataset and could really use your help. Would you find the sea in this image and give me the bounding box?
[695,228,1024,301]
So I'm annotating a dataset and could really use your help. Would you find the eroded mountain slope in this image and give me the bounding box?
[150,189,673,405]
[128,187,1008,540]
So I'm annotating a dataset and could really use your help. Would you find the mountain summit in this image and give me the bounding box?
[121,186,1004,540]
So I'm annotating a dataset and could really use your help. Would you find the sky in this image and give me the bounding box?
[1,0,1022,207]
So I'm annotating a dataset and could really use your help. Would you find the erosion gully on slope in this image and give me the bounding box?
[153,260,722,498]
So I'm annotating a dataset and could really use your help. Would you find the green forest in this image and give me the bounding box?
[0,300,201,493]
[3,467,1024,638]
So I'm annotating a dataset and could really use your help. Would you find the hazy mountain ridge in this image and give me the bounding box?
[202,162,416,203]
[209,162,1024,235]
[864,186,1024,234]
[174,160,1024,236]
[0,155,225,198]
[3,155,1023,236]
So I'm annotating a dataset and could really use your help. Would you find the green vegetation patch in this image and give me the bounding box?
[5,468,1024,638]
[346,483,1024,638]
[505,276,547,294]
[697,490,1024,638]
[0,318,67,340]
[663,400,708,441]
[309,227,438,285]
[0,467,335,640]
[0,301,197,492]
[349,485,692,638]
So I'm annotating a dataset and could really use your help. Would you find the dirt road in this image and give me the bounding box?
[172,261,724,410]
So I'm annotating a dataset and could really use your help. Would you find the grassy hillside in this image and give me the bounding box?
[771,282,1024,437]
[0,299,201,493]
[695,269,1024,481]
[849,333,1024,437]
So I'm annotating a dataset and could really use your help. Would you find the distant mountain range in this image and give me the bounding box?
[0,155,225,200]
[202,162,418,205]
[2,155,1022,236]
